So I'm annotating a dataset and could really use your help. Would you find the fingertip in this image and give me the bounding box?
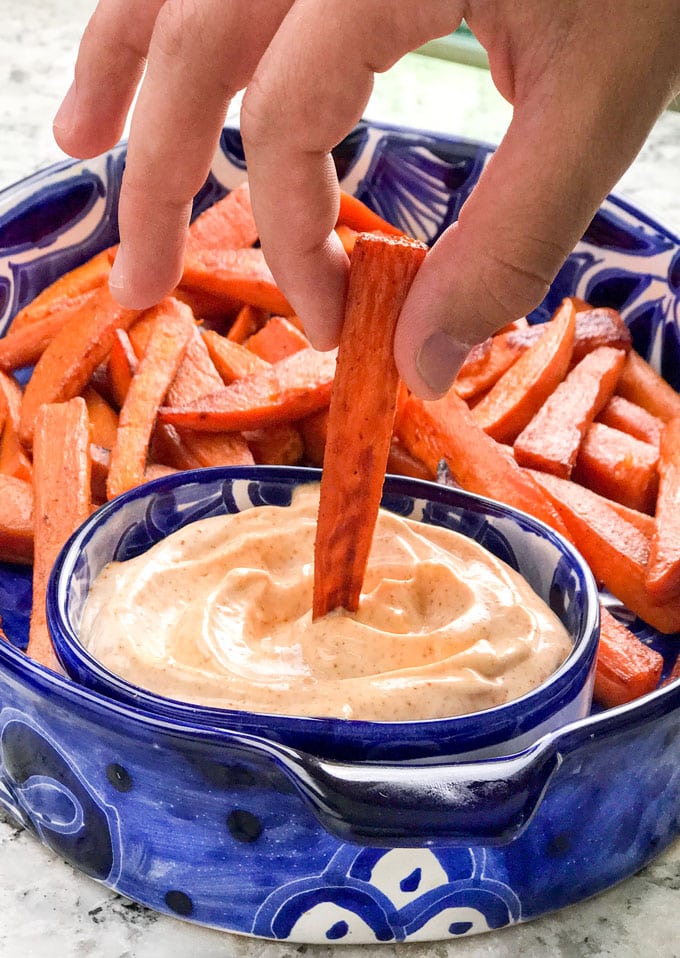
[108,245,182,310]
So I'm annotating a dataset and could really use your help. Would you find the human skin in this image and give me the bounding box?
[53,0,680,398]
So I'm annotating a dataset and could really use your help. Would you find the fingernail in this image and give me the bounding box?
[53,81,77,135]
[108,246,127,296]
[416,330,470,396]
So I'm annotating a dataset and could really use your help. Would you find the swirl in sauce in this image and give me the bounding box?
[79,485,572,721]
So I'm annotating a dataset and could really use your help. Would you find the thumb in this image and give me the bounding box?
[393,90,662,400]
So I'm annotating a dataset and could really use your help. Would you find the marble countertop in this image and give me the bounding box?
[1,3,680,956]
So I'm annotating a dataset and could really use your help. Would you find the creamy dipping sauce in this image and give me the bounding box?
[79,485,572,721]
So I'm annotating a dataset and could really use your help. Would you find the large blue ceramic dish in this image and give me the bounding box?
[0,117,679,945]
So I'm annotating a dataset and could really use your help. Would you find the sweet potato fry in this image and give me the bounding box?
[0,371,32,481]
[186,181,258,254]
[572,421,659,514]
[395,389,573,541]
[203,329,270,383]
[0,473,33,564]
[8,248,112,333]
[616,349,680,421]
[299,408,329,467]
[0,289,100,371]
[107,328,139,409]
[513,346,626,477]
[161,328,254,468]
[107,298,194,499]
[30,398,91,670]
[336,190,405,237]
[181,247,294,316]
[245,316,310,363]
[245,424,304,466]
[597,394,663,448]
[455,306,631,403]
[19,286,140,448]
[82,385,119,450]
[594,605,664,708]
[453,330,527,401]
[386,438,433,481]
[158,347,338,432]
[472,298,576,443]
[226,304,267,344]
[313,232,427,618]
[335,224,359,255]
[529,468,680,633]
[646,418,680,603]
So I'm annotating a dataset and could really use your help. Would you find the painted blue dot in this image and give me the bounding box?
[400,867,422,893]
[449,921,474,936]
[326,920,349,940]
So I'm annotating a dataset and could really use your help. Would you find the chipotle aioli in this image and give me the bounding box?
[79,485,572,721]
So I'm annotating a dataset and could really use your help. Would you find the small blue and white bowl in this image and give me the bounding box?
[48,466,600,773]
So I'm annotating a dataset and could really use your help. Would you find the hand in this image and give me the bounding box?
[54,1,680,398]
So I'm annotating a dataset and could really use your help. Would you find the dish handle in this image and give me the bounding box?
[228,730,573,847]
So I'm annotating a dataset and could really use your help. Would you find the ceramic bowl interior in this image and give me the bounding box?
[48,466,600,763]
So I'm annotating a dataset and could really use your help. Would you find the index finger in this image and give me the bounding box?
[240,0,460,349]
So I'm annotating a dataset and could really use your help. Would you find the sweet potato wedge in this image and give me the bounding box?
[8,248,112,334]
[572,421,659,514]
[107,328,139,409]
[529,468,680,633]
[245,316,310,363]
[472,298,576,443]
[30,398,92,670]
[186,181,258,255]
[107,298,194,499]
[616,349,680,421]
[203,329,270,383]
[158,347,338,432]
[597,394,663,448]
[593,604,664,708]
[0,371,32,481]
[394,388,573,542]
[19,286,140,447]
[336,190,404,237]
[181,247,294,317]
[226,303,267,344]
[0,289,101,372]
[513,346,626,478]
[0,473,33,564]
[313,232,427,618]
[646,417,680,603]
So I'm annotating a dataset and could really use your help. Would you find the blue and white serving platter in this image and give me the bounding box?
[0,117,679,945]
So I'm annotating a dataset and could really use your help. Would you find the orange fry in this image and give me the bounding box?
[313,232,427,618]
[181,247,294,316]
[616,349,680,421]
[0,473,33,565]
[158,346,338,432]
[594,604,664,708]
[0,371,32,481]
[245,316,310,363]
[30,398,92,670]
[19,286,140,448]
[572,422,659,515]
[646,417,680,603]
[336,190,405,237]
[204,328,271,383]
[513,346,626,478]
[186,181,258,254]
[472,298,576,443]
[0,289,100,371]
[107,299,194,499]
[395,389,573,542]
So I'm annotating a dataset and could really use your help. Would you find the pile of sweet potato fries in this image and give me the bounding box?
[0,180,677,710]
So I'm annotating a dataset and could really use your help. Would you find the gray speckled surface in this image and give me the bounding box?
[1,3,680,955]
